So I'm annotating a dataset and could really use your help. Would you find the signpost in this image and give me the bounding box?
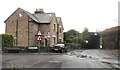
[47,32,50,52]
[35,31,42,52]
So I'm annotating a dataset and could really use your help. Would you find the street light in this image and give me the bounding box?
[85,40,88,43]
[94,33,97,36]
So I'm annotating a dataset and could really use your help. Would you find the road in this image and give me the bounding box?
[2,49,119,70]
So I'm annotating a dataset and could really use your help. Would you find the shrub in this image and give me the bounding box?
[0,34,13,47]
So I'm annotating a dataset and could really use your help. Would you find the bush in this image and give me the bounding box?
[0,34,13,47]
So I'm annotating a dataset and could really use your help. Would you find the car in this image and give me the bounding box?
[27,46,38,52]
[51,44,67,53]
[4,47,21,53]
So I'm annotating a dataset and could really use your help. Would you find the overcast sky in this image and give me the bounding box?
[0,0,119,34]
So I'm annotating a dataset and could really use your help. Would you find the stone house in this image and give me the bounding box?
[4,8,64,47]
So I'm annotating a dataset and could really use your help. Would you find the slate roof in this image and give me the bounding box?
[23,9,39,23]
[34,13,54,23]
[23,8,54,23]
[4,8,54,23]
[102,26,120,35]
[57,17,64,30]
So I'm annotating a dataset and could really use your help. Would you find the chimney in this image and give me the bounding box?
[35,8,44,14]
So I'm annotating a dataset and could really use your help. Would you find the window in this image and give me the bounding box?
[53,24,56,31]
[18,13,22,17]
[53,37,56,45]
[60,27,62,33]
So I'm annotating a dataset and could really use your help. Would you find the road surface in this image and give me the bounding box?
[2,49,119,70]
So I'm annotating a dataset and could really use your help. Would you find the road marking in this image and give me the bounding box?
[49,61,60,63]
[26,61,41,68]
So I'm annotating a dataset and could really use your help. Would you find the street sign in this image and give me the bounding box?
[37,36,41,40]
[37,31,42,35]
[47,32,50,40]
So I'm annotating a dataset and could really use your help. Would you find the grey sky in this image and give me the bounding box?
[0,0,119,34]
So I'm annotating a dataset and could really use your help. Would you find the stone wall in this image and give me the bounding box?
[5,9,28,47]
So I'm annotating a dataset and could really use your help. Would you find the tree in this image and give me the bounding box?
[64,28,89,49]
[64,29,79,43]
[64,29,80,48]
[82,27,89,39]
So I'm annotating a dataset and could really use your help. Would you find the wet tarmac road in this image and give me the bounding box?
[2,49,119,69]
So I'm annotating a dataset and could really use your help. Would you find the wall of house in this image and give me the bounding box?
[101,26,120,49]
[102,31,119,49]
[38,23,50,47]
[58,21,64,43]
[50,14,58,47]
[29,22,38,46]
[5,9,29,47]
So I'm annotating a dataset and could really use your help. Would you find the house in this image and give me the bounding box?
[4,8,64,47]
[101,26,120,49]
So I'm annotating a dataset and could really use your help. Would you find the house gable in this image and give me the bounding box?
[5,8,40,24]
[57,17,64,30]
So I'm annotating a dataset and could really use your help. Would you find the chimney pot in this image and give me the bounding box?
[35,8,44,14]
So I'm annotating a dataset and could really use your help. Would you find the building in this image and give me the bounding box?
[4,8,64,47]
[101,26,120,49]
[81,32,100,49]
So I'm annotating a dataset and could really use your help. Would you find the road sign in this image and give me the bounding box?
[37,36,41,40]
[37,31,42,35]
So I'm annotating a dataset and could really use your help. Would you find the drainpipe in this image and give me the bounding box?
[28,16,30,47]
[16,19,18,46]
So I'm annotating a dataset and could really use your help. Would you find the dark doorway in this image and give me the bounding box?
[45,38,47,47]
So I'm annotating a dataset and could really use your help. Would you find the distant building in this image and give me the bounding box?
[4,8,64,47]
[101,26,120,49]
[82,32,100,49]
[81,32,100,49]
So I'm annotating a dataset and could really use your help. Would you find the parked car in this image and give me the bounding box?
[27,46,38,52]
[51,44,67,53]
[3,47,21,53]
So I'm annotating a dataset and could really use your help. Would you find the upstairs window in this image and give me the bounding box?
[53,24,56,31]
[60,27,62,33]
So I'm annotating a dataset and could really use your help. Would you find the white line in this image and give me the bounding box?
[49,61,60,63]
[26,61,41,68]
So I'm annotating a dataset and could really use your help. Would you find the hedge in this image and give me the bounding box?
[0,34,13,47]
